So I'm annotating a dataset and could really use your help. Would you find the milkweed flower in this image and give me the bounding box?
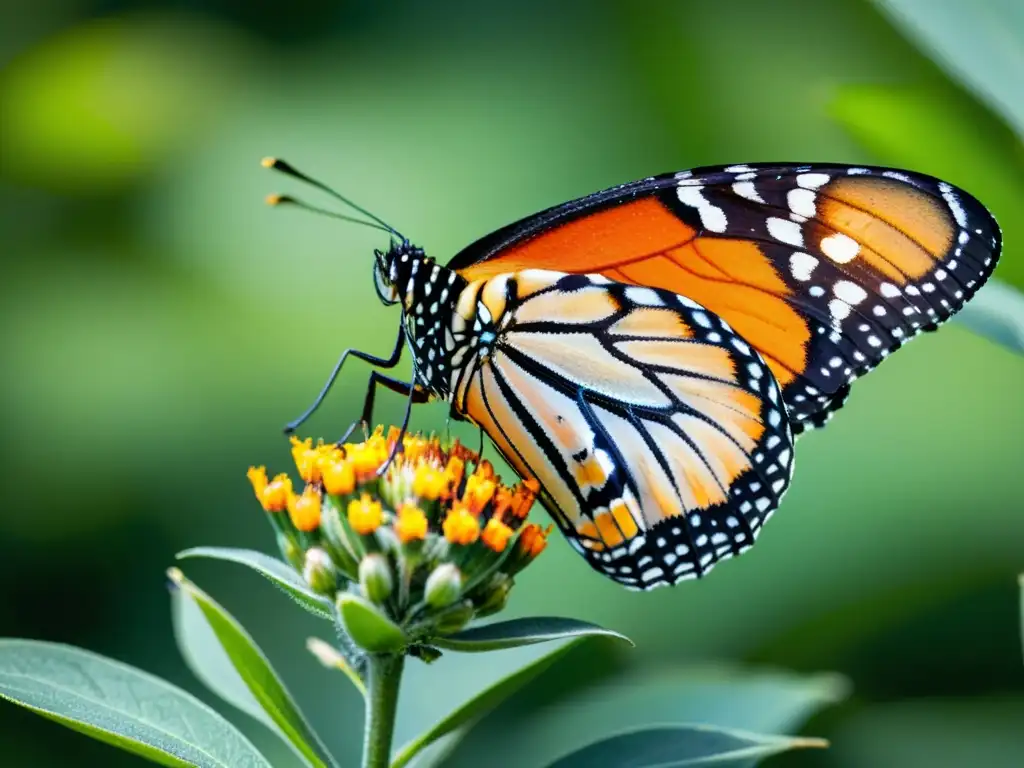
[246,426,548,651]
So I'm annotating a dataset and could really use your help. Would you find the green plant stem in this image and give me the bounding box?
[362,652,405,768]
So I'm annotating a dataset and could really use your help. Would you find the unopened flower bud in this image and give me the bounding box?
[433,599,474,635]
[359,553,394,604]
[472,572,513,618]
[424,563,462,608]
[318,496,361,575]
[505,523,551,576]
[303,547,339,595]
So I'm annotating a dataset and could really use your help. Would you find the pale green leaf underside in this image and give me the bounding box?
[546,722,827,767]
[443,664,848,768]
[177,546,334,619]
[170,569,336,768]
[0,639,271,768]
[392,636,597,768]
[955,280,1024,356]
[433,616,632,652]
[872,0,1024,138]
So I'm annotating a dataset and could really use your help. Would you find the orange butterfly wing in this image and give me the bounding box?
[449,164,1001,433]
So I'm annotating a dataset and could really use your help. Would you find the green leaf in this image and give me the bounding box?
[177,547,334,620]
[432,616,632,653]
[830,83,1024,295]
[955,280,1024,355]
[546,723,827,768]
[443,664,847,768]
[168,568,337,768]
[336,593,408,653]
[392,636,604,768]
[871,0,1024,138]
[0,639,272,768]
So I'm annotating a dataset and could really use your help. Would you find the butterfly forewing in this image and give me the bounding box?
[449,164,1001,434]
[455,269,794,589]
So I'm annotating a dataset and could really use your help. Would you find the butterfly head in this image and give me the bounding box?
[373,240,430,309]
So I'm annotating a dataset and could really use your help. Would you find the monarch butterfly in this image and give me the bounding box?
[265,159,1001,591]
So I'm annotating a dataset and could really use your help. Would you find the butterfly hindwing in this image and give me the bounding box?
[449,164,1001,435]
[453,269,794,589]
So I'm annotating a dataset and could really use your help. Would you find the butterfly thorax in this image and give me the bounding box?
[388,243,471,399]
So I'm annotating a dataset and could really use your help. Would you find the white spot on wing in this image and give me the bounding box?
[833,280,868,304]
[828,298,852,322]
[676,185,728,233]
[820,233,860,263]
[789,251,818,281]
[766,217,804,247]
[879,283,900,299]
[787,188,817,218]
[732,181,764,203]
[624,286,662,306]
[796,172,830,189]
[938,182,968,228]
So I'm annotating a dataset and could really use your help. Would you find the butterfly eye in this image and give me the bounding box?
[373,256,399,305]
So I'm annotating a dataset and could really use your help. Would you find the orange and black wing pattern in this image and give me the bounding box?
[451,270,794,589]
[448,164,1002,434]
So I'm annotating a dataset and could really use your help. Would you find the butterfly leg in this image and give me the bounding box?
[284,325,406,434]
[336,370,428,446]
[362,373,429,476]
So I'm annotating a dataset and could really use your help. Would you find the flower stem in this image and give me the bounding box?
[362,652,405,768]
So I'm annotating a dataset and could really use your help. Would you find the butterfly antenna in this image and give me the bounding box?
[265,194,393,233]
[262,157,403,239]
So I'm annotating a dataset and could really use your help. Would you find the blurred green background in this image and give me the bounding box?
[1,0,1022,766]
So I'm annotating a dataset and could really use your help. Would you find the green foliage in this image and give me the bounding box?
[390,637,617,768]
[178,547,335,621]
[871,0,1024,138]
[0,640,271,768]
[545,724,826,768]
[169,568,336,768]
[445,665,847,768]
[432,616,632,653]
[950,280,1024,355]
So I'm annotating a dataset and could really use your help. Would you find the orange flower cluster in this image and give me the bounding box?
[248,426,549,587]
[248,428,544,558]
